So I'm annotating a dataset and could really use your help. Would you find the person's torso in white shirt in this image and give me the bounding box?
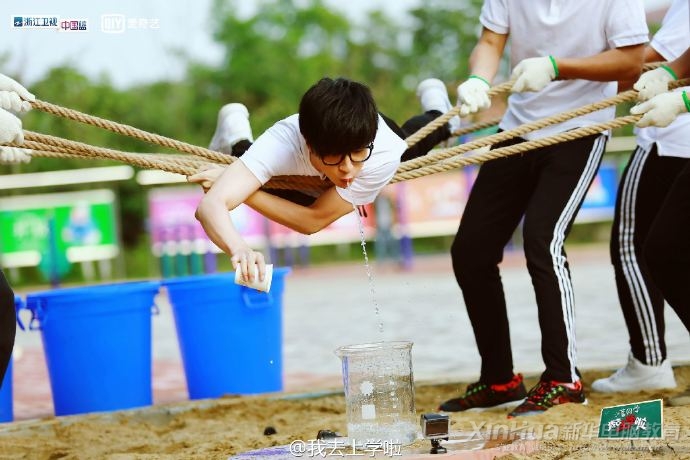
[480,0,649,140]
[240,114,407,205]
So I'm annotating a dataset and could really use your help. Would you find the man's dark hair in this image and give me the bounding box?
[299,77,378,158]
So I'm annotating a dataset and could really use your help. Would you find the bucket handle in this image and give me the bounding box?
[16,298,43,331]
[17,296,160,331]
[241,287,274,309]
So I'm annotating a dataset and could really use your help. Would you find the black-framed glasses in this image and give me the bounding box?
[320,143,374,166]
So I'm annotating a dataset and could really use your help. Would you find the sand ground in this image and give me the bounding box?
[3,244,690,459]
[1,367,690,459]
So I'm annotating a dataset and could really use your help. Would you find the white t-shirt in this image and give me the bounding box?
[240,114,408,205]
[636,0,690,158]
[480,0,649,140]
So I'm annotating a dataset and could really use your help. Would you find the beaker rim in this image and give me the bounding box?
[334,340,413,356]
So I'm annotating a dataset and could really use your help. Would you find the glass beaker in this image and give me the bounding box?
[335,341,417,446]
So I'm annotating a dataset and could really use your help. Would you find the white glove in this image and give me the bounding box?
[456,76,491,116]
[633,66,677,102]
[0,108,23,144]
[0,146,32,164]
[0,74,34,100]
[0,91,32,113]
[631,90,689,128]
[511,56,558,93]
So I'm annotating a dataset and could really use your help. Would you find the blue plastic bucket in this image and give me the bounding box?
[164,268,290,399]
[20,281,160,416]
[0,296,20,423]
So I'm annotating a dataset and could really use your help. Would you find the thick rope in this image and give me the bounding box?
[25,140,199,175]
[16,61,680,193]
[24,131,205,172]
[30,112,644,191]
[451,117,501,138]
[30,99,234,164]
[403,62,667,151]
[404,80,514,146]
[392,114,640,183]
[28,62,666,162]
[13,101,671,193]
[397,90,636,173]
[399,77,690,174]
[25,140,329,192]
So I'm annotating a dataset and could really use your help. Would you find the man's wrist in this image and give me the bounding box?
[548,55,559,79]
[468,75,490,86]
[682,91,690,113]
[661,64,679,80]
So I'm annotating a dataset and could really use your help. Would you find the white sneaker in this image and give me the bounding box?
[591,353,676,393]
[416,78,460,134]
[209,103,254,154]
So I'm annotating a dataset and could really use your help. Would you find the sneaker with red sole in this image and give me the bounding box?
[439,374,526,412]
[508,379,586,418]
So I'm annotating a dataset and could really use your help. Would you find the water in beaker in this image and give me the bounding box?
[335,341,417,446]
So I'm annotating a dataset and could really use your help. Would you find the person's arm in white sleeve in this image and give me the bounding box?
[189,165,352,235]
[456,27,508,115]
[192,160,353,281]
[193,160,268,283]
[244,186,352,235]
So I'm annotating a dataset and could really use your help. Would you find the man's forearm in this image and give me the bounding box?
[195,197,248,257]
[619,46,665,92]
[556,45,645,82]
[467,29,506,82]
[245,188,350,235]
[668,46,690,79]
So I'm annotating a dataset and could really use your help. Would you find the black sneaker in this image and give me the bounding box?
[439,374,527,412]
[508,379,586,418]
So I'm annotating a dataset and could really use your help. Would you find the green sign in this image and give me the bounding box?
[0,190,119,278]
[598,399,663,439]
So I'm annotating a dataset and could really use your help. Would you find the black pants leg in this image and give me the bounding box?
[0,270,16,387]
[451,133,606,384]
[610,145,688,365]
[644,160,690,328]
[380,111,451,162]
[451,137,535,385]
[523,134,606,383]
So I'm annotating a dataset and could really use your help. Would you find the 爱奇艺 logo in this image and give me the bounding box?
[101,14,125,33]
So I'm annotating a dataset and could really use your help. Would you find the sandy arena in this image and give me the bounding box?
[3,245,690,459]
